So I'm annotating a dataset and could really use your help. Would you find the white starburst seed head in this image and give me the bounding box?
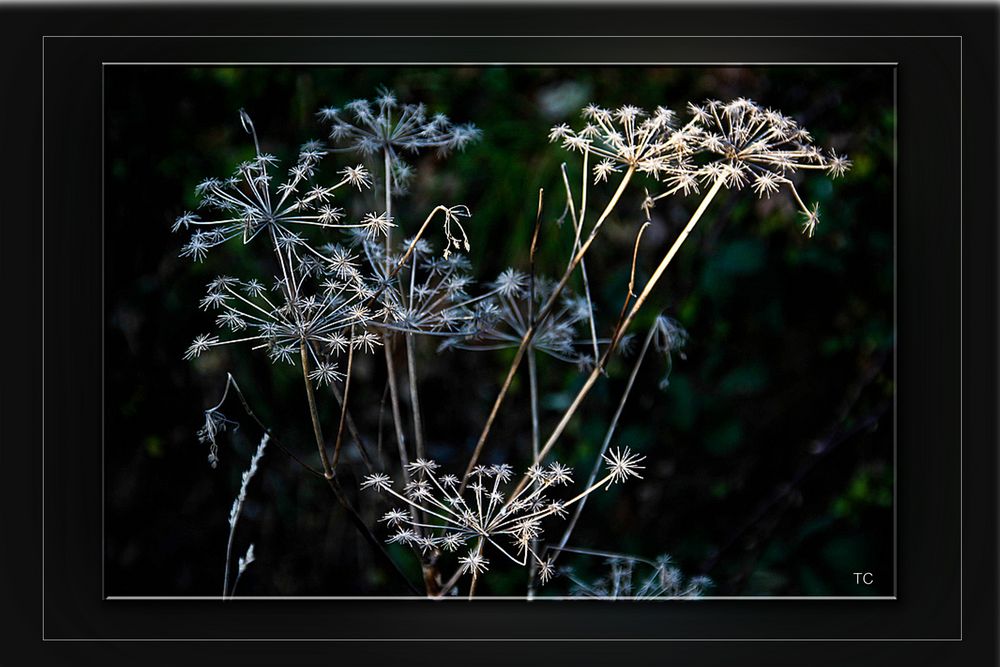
[458,551,490,576]
[360,473,393,492]
[603,447,646,488]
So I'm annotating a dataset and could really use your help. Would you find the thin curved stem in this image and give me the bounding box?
[461,166,635,486]
[300,341,333,479]
[328,380,374,474]
[330,338,355,470]
[406,333,426,463]
[507,175,724,502]
[550,320,658,566]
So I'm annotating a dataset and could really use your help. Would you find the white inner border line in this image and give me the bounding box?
[37,33,956,642]
[100,57,899,601]
[98,60,903,600]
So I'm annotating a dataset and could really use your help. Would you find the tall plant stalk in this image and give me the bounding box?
[523,175,725,484]
[300,341,334,479]
[551,319,659,564]
[175,95,851,599]
[461,166,635,484]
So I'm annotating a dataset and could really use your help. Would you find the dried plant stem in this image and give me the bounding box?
[328,380,374,474]
[378,149,413,483]
[324,474,422,595]
[384,148,393,254]
[607,175,725,355]
[527,351,541,458]
[526,349,541,596]
[223,528,237,599]
[206,374,418,594]
[209,374,325,478]
[230,569,247,598]
[437,565,464,599]
[223,433,268,599]
[405,226,426,463]
[360,205,465,313]
[577,148,590,243]
[405,334,427,462]
[220,375,419,595]
[560,163,600,366]
[528,189,544,312]
[468,539,485,600]
[384,341,411,479]
[330,338,355,470]
[508,175,724,501]
[300,341,334,479]
[611,220,652,337]
[461,166,635,485]
[376,382,389,469]
[550,320,658,565]
[217,376,419,594]
[380,146,442,596]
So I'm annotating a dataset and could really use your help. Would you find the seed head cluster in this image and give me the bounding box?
[362,449,645,582]
[174,88,851,597]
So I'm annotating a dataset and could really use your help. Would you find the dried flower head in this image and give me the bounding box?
[184,268,386,370]
[442,273,602,367]
[550,103,702,182]
[686,98,851,235]
[361,453,642,583]
[554,548,713,599]
[318,88,481,191]
[651,315,689,389]
[173,111,374,262]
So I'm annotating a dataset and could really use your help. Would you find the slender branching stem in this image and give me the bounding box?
[468,538,485,601]
[526,348,541,595]
[384,148,393,254]
[506,175,723,501]
[527,351,541,459]
[223,433,268,599]
[560,163,600,370]
[529,189,544,315]
[378,147,412,483]
[437,565,465,599]
[405,333,426,462]
[230,569,246,598]
[300,341,334,479]
[607,176,725,355]
[379,147,442,596]
[461,166,635,486]
[323,474,422,595]
[328,380,374,474]
[215,374,419,594]
[209,373,325,478]
[223,518,238,599]
[550,320,658,565]
[331,338,355,470]
[384,340,411,480]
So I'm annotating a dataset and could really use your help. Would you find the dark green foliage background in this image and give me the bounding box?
[105,66,893,597]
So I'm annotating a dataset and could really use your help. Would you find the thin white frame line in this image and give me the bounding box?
[107,595,898,601]
[958,33,963,641]
[45,34,964,38]
[98,58,899,606]
[100,61,901,66]
[43,638,963,643]
[892,65,898,603]
[34,33,955,643]
[102,65,108,607]
[40,32,46,645]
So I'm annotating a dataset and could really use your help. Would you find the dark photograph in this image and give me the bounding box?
[104,65,894,599]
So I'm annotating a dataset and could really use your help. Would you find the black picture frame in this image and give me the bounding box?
[2,3,995,665]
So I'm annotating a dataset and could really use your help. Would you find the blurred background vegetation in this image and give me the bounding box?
[106,65,893,597]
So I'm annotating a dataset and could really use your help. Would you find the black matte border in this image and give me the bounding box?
[0,4,994,666]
